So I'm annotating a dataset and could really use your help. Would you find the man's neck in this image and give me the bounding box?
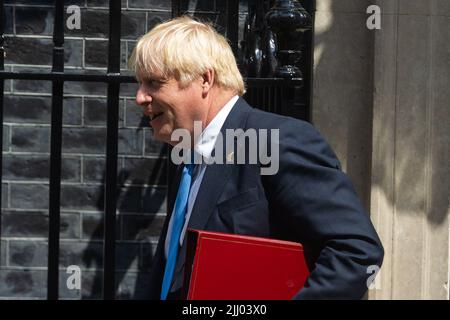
[204,88,237,128]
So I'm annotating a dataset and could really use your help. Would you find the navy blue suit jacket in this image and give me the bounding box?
[146,97,384,300]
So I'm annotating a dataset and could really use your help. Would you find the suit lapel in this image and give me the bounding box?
[188,97,252,230]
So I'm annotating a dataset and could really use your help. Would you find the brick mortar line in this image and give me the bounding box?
[8,125,12,153]
[5,94,138,99]
[7,183,11,209]
[1,208,83,213]
[4,64,133,70]
[81,38,86,69]
[6,239,9,267]
[4,181,167,188]
[0,202,168,213]
[3,238,159,243]
[3,123,145,129]
[315,10,450,17]
[2,151,165,159]
[4,3,174,12]
[80,153,84,184]
[2,208,167,215]
[5,34,88,40]
[4,94,137,99]
[3,154,162,158]
[12,5,16,36]
[0,266,154,273]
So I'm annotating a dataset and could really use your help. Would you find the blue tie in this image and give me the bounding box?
[161,164,195,300]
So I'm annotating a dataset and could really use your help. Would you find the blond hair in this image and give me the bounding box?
[129,16,245,96]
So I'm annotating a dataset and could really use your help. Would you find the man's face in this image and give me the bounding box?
[135,74,204,145]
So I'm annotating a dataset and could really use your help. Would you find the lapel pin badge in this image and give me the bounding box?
[226,151,234,163]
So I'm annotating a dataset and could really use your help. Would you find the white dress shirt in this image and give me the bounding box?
[164,95,239,258]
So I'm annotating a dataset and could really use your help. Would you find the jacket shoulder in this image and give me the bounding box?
[243,104,341,170]
[244,105,319,140]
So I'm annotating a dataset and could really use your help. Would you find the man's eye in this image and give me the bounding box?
[145,79,159,86]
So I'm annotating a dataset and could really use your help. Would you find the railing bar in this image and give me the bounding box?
[275,85,279,114]
[263,85,267,111]
[47,0,65,300]
[171,0,181,18]
[0,72,137,82]
[268,86,271,112]
[257,86,261,107]
[272,86,275,113]
[226,0,239,56]
[260,86,264,111]
[0,72,304,87]
[103,0,121,300]
[0,0,4,265]
[305,0,316,122]
[260,86,264,108]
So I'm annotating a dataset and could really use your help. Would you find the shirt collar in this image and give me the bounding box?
[194,95,239,160]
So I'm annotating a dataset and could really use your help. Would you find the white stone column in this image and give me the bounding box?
[313,0,449,299]
[312,0,376,209]
[369,0,450,299]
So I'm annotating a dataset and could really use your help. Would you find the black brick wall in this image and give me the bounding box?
[1,0,248,300]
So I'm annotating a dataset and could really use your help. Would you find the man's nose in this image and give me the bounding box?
[135,85,152,106]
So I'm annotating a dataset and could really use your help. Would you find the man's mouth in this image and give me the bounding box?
[151,112,163,121]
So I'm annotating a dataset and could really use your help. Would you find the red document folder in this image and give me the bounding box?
[183,229,310,300]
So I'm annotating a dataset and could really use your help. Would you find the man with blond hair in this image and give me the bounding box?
[129,16,383,300]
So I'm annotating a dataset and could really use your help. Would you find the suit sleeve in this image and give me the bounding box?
[262,119,384,299]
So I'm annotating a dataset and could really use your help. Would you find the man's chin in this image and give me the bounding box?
[168,138,188,147]
[152,129,192,147]
[150,130,168,144]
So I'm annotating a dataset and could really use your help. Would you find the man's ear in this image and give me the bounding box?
[201,69,215,94]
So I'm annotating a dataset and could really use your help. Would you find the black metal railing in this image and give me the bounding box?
[0,0,4,272]
[0,0,137,300]
[0,0,314,299]
[47,0,65,300]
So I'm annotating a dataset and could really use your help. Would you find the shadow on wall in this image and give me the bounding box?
[313,0,448,225]
[312,0,376,211]
[81,136,167,299]
[312,0,448,301]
